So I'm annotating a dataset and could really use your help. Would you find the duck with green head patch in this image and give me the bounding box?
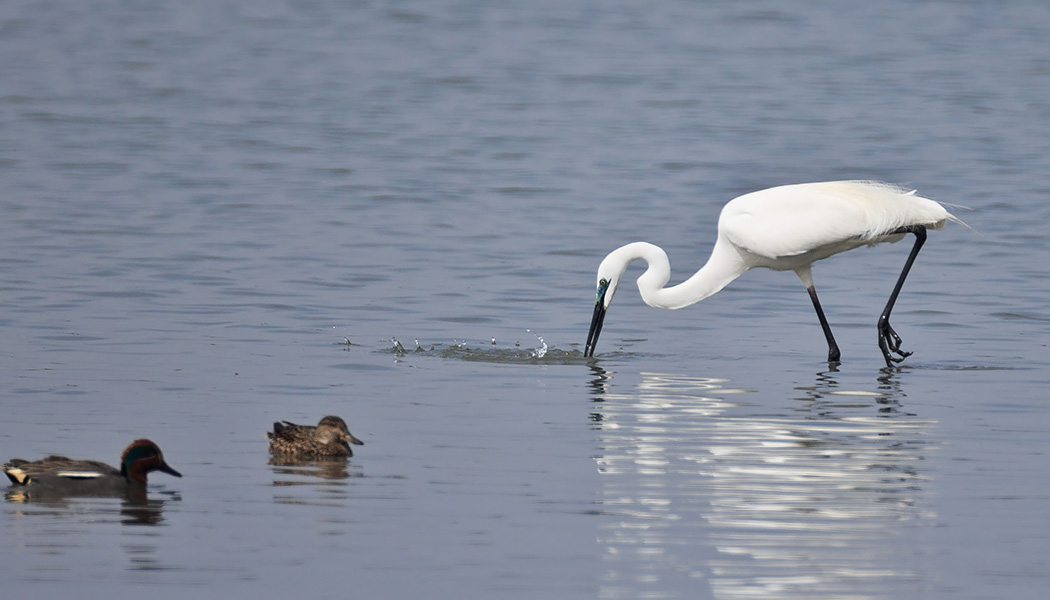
[3,439,182,497]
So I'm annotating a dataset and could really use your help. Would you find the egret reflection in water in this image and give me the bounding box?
[590,370,938,599]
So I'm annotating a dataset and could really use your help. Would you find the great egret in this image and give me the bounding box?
[583,181,961,366]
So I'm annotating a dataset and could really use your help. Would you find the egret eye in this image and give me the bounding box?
[599,278,608,287]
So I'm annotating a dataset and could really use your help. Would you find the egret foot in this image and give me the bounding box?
[877,318,912,367]
[827,345,841,363]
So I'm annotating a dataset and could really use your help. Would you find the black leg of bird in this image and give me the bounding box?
[807,285,841,362]
[877,225,927,366]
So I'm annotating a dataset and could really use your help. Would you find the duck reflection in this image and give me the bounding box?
[269,455,352,482]
[5,488,180,577]
[6,488,179,532]
[591,370,937,599]
[120,490,179,525]
[268,456,359,507]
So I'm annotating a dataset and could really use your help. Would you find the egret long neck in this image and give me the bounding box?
[634,238,747,310]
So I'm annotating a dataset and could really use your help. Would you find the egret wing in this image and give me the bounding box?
[718,183,877,259]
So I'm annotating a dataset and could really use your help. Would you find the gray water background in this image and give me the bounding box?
[2,1,1049,598]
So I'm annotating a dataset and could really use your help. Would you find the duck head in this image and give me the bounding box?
[120,439,182,485]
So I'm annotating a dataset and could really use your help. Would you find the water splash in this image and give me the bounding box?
[527,329,547,359]
[373,330,646,364]
[375,333,604,364]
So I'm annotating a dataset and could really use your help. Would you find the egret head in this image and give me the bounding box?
[584,250,631,358]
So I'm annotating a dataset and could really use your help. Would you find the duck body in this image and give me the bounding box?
[267,415,364,458]
[3,439,182,497]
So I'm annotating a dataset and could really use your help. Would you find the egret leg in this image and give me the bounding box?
[878,225,927,367]
[807,285,841,363]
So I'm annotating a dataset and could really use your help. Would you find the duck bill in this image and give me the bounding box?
[584,290,608,358]
[345,433,364,446]
[158,461,182,478]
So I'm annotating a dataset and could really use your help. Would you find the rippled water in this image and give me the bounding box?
[2,1,1050,598]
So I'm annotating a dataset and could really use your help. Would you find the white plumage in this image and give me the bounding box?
[584,181,961,366]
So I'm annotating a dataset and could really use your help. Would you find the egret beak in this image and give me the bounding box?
[584,280,609,357]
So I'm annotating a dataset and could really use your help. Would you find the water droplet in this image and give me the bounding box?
[528,329,547,359]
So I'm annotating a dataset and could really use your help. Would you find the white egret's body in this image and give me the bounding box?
[584,181,960,366]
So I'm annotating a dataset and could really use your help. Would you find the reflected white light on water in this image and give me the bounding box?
[593,372,937,599]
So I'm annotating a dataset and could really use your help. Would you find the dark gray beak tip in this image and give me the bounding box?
[160,462,182,478]
[585,299,607,358]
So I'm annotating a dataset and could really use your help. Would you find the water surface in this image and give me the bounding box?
[2,1,1050,598]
